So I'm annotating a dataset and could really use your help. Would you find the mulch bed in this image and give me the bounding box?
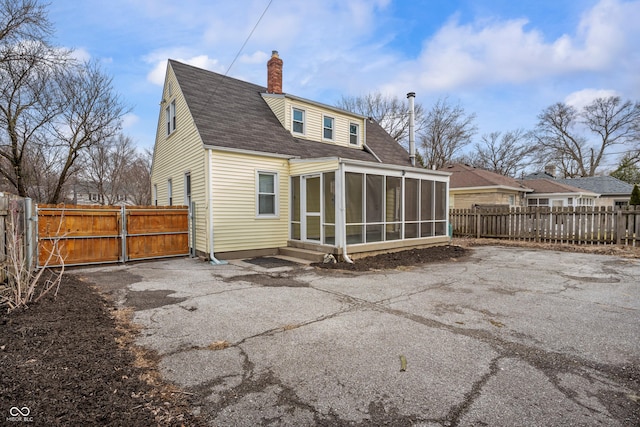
[312,244,470,270]
[0,275,204,426]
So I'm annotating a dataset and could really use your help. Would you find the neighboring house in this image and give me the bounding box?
[555,176,633,208]
[440,163,532,209]
[151,52,450,261]
[519,179,599,207]
[68,182,133,206]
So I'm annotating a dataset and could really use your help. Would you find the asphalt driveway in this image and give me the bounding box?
[78,246,640,426]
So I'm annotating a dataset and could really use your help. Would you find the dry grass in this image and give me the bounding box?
[453,237,640,259]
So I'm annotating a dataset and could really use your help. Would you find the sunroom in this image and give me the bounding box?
[288,159,450,258]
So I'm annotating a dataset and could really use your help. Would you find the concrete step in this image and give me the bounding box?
[278,247,326,263]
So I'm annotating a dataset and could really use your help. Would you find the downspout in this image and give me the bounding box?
[339,161,354,264]
[407,92,416,167]
[206,148,227,265]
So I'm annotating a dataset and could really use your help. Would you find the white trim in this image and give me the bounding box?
[152,184,158,206]
[524,192,598,198]
[285,93,367,119]
[322,114,335,141]
[452,185,533,193]
[206,145,296,159]
[184,171,191,207]
[292,106,305,136]
[256,170,279,218]
[340,159,450,180]
[349,122,360,146]
[167,178,173,205]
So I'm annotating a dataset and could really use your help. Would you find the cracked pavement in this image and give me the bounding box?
[78,246,640,426]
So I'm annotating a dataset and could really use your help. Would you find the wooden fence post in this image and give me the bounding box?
[616,207,623,245]
[475,206,481,239]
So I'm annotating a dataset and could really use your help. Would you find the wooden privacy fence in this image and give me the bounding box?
[36,204,190,267]
[450,206,640,247]
[0,194,36,281]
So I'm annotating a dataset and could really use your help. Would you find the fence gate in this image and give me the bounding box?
[36,205,190,268]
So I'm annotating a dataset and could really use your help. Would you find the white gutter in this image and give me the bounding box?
[338,161,353,264]
[206,148,227,265]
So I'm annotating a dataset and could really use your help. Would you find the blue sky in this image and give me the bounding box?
[49,0,640,169]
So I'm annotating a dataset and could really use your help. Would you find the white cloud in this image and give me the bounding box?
[121,113,140,129]
[385,0,640,94]
[240,50,269,64]
[70,47,91,62]
[144,50,224,85]
[564,89,620,110]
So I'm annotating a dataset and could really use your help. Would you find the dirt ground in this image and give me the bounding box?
[0,275,205,426]
[1,239,638,425]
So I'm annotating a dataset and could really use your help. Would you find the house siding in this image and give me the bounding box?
[261,94,286,127]
[211,150,290,253]
[151,63,209,255]
[284,98,364,148]
[290,159,339,176]
[451,190,523,209]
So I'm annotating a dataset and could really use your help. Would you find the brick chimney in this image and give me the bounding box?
[267,50,283,94]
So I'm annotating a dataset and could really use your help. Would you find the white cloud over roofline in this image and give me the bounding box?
[387,0,640,93]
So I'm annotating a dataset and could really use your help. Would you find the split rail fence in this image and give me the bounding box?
[450,206,640,247]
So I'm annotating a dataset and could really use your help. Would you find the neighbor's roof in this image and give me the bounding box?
[520,178,599,196]
[440,164,531,191]
[168,60,412,166]
[556,176,633,196]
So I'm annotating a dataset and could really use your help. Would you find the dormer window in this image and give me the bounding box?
[323,116,334,140]
[292,108,305,134]
[350,123,359,145]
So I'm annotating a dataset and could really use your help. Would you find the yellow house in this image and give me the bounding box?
[151,52,450,262]
[441,163,532,209]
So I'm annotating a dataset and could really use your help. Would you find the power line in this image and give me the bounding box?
[202,0,273,106]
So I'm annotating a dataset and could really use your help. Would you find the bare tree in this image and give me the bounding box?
[532,97,640,177]
[0,41,68,197]
[81,133,136,205]
[470,129,537,177]
[0,1,129,202]
[419,97,477,170]
[336,92,425,146]
[47,61,128,203]
[0,0,51,54]
[124,148,152,205]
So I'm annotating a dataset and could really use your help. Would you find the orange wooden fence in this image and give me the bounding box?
[37,204,190,267]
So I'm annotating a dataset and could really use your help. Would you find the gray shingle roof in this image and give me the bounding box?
[555,176,634,196]
[520,179,598,195]
[169,60,411,166]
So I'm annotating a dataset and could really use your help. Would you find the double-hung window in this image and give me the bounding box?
[166,100,176,135]
[292,108,304,134]
[323,116,334,140]
[257,172,278,216]
[349,123,359,145]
